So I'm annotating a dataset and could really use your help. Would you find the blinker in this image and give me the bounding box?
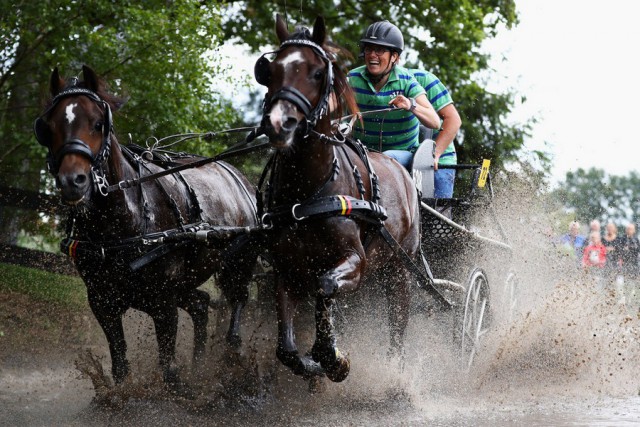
[254,55,271,86]
[34,117,51,147]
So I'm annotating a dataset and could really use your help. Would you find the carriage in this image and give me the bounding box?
[411,142,517,368]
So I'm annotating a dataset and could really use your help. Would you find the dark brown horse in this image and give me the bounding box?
[255,16,420,382]
[34,66,258,389]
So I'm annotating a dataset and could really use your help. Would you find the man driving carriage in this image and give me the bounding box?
[347,20,461,198]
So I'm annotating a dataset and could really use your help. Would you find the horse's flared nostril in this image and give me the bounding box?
[282,116,298,133]
[74,173,88,187]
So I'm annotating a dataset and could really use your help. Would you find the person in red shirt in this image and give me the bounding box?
[583,231,607,269]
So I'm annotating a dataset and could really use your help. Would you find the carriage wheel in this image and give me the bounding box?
[458,268,491,369]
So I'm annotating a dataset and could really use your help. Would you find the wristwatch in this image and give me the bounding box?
[409,97,417,111]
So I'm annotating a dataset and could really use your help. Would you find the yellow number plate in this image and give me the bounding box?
[478,159,491,188]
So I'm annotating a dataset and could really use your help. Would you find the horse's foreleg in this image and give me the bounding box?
[275,280,324,378]
[217,250,255,349]
[177,289,211,363]
[150,304,180,385]
[311,296,350,382]
[88,293,129,384]
[311,251,364,382]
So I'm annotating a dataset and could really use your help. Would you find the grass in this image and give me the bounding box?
[0,263,87,310]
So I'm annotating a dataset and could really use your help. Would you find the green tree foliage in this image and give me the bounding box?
[553,167,640,226]
[0,1,238,242]
[220,0,533,169]
[1,1,239,157]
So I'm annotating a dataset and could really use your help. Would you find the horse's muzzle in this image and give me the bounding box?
[264,101,301,148]
[57,167,92,205]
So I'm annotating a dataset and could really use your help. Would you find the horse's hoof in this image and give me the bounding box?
[323,348,350,383]
[318,276,338,298]
[226,333,242,349]
[112,363,130,385]
[164,365,180,386]
[299,354,325,378]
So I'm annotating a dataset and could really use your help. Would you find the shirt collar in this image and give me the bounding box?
[360,65,399,90]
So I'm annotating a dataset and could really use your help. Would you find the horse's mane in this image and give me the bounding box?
[287,27,359,120]
[327,44,359,120]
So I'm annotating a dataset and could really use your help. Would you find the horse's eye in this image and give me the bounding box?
[94,121,103,132]
[313,70,324,80]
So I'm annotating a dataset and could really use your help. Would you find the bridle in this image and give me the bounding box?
[34,86,113,195]
[255,37,335,139]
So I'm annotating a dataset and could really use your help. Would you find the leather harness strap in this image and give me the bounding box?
[261,195,387,228]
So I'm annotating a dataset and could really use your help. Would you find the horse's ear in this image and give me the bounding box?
[50,67,64,96]
[82,65,99,92]
[311,16,326,46]
[275,13,289,42]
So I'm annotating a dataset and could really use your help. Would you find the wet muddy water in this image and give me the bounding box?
[1,273,639,426]
[2,197,640,425]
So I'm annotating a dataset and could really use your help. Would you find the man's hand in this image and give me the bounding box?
[433,152,441,171]
[389,95,412,111]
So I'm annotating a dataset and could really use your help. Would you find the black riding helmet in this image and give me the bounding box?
[359,20,404,55]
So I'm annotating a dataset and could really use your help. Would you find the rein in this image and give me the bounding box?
[105,136,270,194]
[35,85,272,195]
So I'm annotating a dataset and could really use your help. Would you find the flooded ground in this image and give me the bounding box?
[2,187,640,426]
[1,266,638,426]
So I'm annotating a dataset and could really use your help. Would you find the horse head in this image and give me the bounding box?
[34,65,124,205]
[255,15,338,149]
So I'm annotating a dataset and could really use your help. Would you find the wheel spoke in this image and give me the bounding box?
[460,269,490,368]
[474,298,488,341]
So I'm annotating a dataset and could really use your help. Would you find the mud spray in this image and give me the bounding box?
[3,175,640,425]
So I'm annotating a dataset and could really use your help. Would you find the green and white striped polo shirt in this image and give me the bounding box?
[411,69,457,165]
[348,65,426,152]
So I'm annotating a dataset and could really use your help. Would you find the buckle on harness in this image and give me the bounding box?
[261,213,273,230]
[291,203,308,221]
[91,167,109,196]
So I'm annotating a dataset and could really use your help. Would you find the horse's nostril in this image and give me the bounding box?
[74,173,88,187]
[282,117,298,132]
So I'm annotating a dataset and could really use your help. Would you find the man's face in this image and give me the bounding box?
[364,44,396,76]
